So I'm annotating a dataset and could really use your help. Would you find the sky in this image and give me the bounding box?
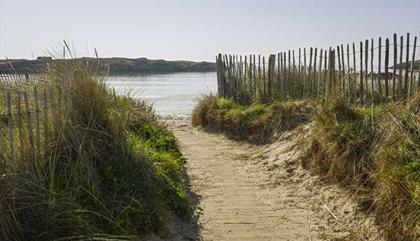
[0,0,419,62]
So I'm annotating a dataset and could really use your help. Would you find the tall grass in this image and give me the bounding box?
[0,58,190,240]
[305,92,419,241]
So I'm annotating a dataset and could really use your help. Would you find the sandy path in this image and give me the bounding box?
[159,119,382,241]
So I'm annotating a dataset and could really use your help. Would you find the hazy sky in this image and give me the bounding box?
[0,0,419,62]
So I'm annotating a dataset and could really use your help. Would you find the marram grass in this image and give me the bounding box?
[0,59,190,240]
[305,92,419,241]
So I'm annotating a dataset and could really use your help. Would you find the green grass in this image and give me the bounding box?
[305,93,420,241]
[0,59,190,240]
[192,95,313,143]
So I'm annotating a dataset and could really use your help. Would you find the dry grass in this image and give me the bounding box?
[0,57,190,240]
[305,91,420,241]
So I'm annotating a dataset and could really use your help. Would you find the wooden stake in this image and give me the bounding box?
[33,87,41,156]
[303,48,307,96]
[360,42,364,104]
[16,91,24,158]
[309,47,313,96]
[404,33,410,95]
[352,43,357,100]
[364,40,369,102]
[313,48,318,96]
[317,49,323,99]
[392,34,397,100]
[378,37,382,101]
[341,44,346,94]
[409,36,417,97]
[385,38,390,99]
[398,35,404,98]
[371,38,375,102]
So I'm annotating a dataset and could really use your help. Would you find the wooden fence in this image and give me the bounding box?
[0,77,67,168]
[216,33,420,105]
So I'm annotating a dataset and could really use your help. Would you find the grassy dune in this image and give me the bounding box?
[192,93,419,240]
[305,93,419,241]
[192,95,313,143]
[0,60,190,240]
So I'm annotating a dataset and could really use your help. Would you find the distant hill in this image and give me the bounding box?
[390,59,420,70]
[0,57,216,75]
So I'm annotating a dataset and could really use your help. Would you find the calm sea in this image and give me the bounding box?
[106,72,217,117]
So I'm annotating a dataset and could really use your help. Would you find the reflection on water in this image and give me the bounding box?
[106,72,217,117]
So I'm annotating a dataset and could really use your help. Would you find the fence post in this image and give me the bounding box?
[359,41,364,105]
[371,39,375,103]
[385,38,390,100]
[378,37,382,102]
[23,92,35,160]
[408,36,417,97]
[292,50,296,97]
[33,87,41,156]
[330,49,336,91]
[404,33,410,97]
[267,54,276,101]
[216,54,222,97]
[6,92,14,162]
[43,89,49,152]
[262,56,266,101]
[277,53,281,95]
[398,35,404,99]
[392,34,397,100]
[16,91,25,159]
[337,46,342,90]
[341,44,346,94]
[313,48,318,96]
[364,40,369,103]
[323,49,328,99]
[317,49,323,99]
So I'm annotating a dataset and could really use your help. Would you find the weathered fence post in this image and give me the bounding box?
[364,40,369,102]
[6,92,14,162]
[378,37,382,102]
[408,36,417,97]
[371,39,375,103]
[404,33,410,96]
[360,41,364,105]
[267,54,276,101]
[385,38,390,99]
[23,91,35,160]
[33,87,41,156]
[216,54,223,97]
[392,34,397,100]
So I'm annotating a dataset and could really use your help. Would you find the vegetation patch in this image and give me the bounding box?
[192,95,313,143]
[0,60,190,240]
[304,93,420,241]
